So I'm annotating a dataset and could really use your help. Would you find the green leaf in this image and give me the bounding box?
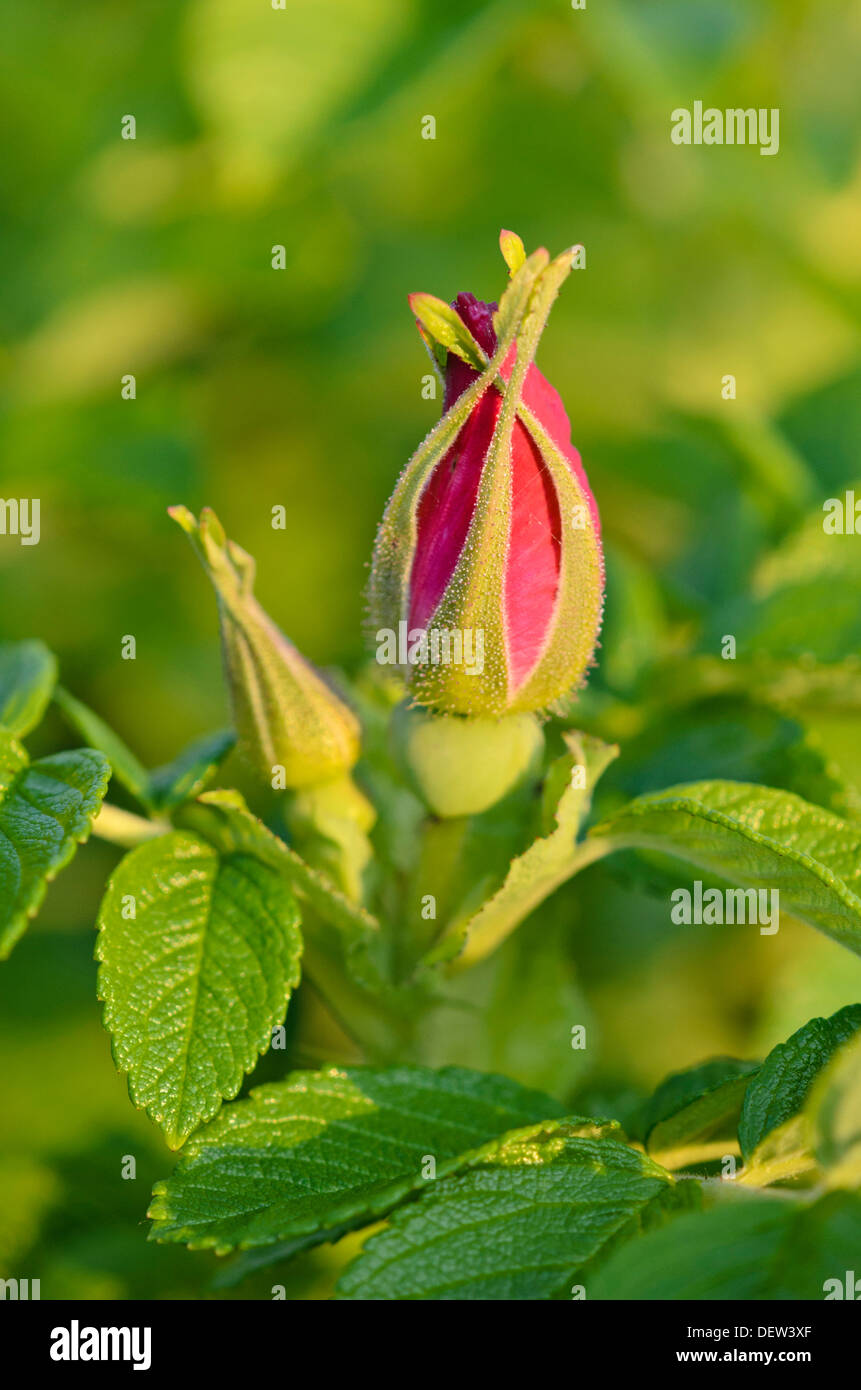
[337,1125,681,1300]
[176,791,414,1063]
[739,1004,861,1163]
[590,781,861,958]
[435,733,618,971]
[176,789,379,946]
[0,735,110,959]
[55,693,236,817]
[147,729,236,812]
[148,1064,567,1253]
[640,1057,760,1169]
[54,685,152,810]
[97,830,303,1148]
[588,1190,861,1300]
[0,640,57,737]
[808,1031,861,1189]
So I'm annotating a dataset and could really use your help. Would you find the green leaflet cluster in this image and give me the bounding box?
[148,1065,570,1253]
[337,1129,679,1301]
[147,1002,861,1300]
[148,1061,687,1299]
[589,1006,861,1301]
[629,1003,861,1185]
[0,638,310,1150]
[54,682,236,815]
[0,641,308,1152]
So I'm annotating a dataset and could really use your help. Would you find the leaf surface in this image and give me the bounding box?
[338,1124,680,1300]
[640,1057,759,1168]
[98,830,302,1147]
[591,781,861,957]
[0,640,57,737]
[177,790,379,945]
[588,1191,861,1300]
[148,1064,567,1252]
[148,729,236,812]
[0,736,110,959]
[739,1003,861,1162]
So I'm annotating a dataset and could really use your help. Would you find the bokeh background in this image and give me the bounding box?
[2,0,860,1298]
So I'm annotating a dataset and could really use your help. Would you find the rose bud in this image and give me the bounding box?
[368,230,604,718]
[170,506,361,790]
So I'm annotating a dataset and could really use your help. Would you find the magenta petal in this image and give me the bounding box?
[409,387,501,632]
[505,415,562,689]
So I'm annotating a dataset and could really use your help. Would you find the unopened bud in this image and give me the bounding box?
[170,506,360,789]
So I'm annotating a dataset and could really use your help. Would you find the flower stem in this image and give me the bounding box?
[92,802,170,849]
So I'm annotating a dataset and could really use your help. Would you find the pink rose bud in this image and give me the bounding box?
[368,231,604,717]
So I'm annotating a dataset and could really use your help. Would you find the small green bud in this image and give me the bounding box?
[170,506,360,789]
[391,702,544,818]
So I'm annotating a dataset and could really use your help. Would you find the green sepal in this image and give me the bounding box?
[407,293,485,371]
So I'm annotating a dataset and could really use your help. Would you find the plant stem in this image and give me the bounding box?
[92,802,170,849]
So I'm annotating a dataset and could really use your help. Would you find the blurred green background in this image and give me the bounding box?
[2,0,861,1298]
